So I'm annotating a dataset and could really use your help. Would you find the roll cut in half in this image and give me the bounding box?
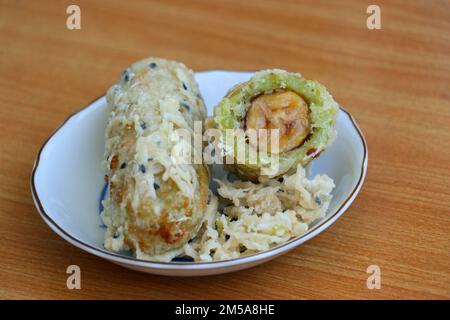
[101,58,210,261]
[213,69,339,182]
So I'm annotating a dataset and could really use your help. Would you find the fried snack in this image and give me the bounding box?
[213,69,338,182]
[101,58,209,261]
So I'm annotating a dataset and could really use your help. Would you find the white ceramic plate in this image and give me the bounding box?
[31,71,368,276]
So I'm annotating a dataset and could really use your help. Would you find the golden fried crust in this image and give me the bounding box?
[122,165,209,254]
[101,58,210,258]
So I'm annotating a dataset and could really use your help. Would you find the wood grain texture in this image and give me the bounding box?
[0,0,449,299]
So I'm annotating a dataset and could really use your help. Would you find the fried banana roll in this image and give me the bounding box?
[213,69,338,182]
[101,58,210,261]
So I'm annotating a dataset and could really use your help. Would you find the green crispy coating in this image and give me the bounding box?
[214,69,339,181]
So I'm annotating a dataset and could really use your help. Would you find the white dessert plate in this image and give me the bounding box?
[31,71,368,276]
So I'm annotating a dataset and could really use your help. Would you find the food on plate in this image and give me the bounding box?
[184,165,335,262]
[100,57,212,261]
[213,69,339,182]
[100,61,338,263]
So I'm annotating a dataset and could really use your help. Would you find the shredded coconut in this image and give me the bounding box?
[183,165,334,262]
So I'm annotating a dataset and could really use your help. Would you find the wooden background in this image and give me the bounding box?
[0,0,449,299]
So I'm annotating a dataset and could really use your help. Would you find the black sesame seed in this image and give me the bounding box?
[147,157,153,162]
[139,164,146,174]
[149,62,157,69]
[122,70,130,82]
[278,177,284,183]
[113,230,121,239]
[120,162,127,169]
[239,245,247,253]
[140,121,147,130]
[153,183,160,190]
[315,196,322,205]
[182,82,188,90]
[244,205,249,209]
[225,235,230,241]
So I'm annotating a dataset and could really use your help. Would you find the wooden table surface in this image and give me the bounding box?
[0,0,449,299]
